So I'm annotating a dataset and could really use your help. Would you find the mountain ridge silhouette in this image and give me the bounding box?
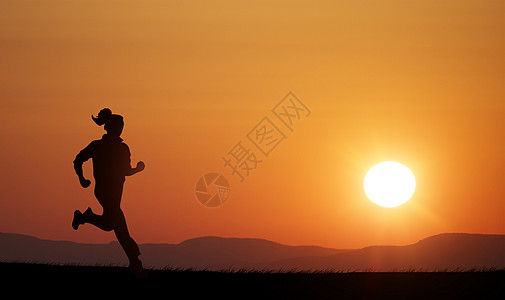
[1,232,503,271]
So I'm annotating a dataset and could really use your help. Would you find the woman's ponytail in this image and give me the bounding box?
[91,108,112,126]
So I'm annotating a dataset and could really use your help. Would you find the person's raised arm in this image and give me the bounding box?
[125,161,145,176]
[122,143,145,177]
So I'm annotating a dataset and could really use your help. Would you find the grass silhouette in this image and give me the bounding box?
[1,262,503,299]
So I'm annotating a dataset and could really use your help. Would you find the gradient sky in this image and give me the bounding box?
[1,0,504,249]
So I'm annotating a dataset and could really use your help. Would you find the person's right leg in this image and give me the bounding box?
[92,183,146,277]
[109,208,146,277]
[110,209,140,258]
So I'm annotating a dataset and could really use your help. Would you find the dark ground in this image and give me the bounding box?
[1,263,503,299]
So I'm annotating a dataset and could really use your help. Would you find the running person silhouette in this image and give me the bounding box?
[72,108,147,277]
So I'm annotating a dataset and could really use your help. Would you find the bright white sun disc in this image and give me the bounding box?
[364,161,416,207]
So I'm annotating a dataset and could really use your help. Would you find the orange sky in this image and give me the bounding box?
[0,0,504,249]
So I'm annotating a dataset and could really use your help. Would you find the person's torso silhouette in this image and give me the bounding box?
[87,135,130,183]
[75,133,131,209]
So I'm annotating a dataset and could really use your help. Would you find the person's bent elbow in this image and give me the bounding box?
[73,158,82,169]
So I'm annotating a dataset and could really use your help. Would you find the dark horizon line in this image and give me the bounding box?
[2,231,504,250]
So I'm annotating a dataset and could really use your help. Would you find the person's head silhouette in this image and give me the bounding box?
[92,108,124,137]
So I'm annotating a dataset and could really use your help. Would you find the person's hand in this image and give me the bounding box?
[136,161,145,172]
[80,178,91,188]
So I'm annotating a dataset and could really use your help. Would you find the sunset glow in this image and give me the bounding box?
[364,161,416,208]
[0,0,503,250]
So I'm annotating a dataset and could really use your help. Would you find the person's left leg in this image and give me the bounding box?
[72,210,84,230]
[72,207,114,231]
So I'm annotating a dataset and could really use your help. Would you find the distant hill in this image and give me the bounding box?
[266,233,505,271]
[141,236,349,269]
[0,233,348,269]
[1,232,503,271]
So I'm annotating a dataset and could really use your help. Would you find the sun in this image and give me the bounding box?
[363,161,416,208]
